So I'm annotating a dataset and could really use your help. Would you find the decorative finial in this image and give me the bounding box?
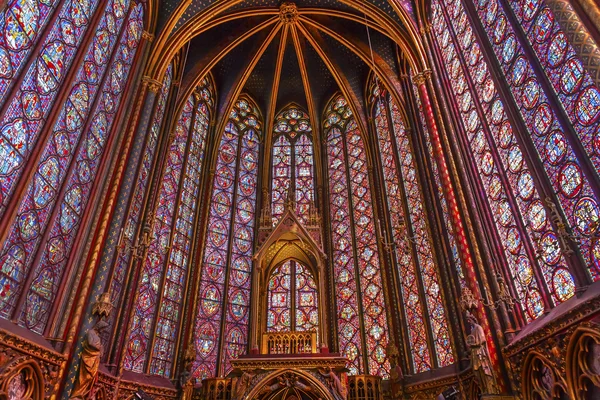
[279,2,298,24]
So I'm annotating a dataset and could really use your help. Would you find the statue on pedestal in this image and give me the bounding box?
[386,341,404,397]
[70,292,112,399]
[69,320,108,399]
[466,314,499,395]
[318,367,347,400]
[180,345,196,400]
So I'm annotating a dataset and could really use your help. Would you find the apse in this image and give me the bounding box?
[0,0,599,399]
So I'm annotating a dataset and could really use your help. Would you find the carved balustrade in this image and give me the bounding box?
[261,331,317,355]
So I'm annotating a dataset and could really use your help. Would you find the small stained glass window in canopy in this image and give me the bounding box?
[267,260,319,335]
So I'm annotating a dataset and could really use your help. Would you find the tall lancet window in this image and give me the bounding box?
[431,0,576,320]
[0,1,144,333]
[109,63,174,332]
[325,94,390,377]
[267,260,319,334]
[271,105,315,225]
[193,96,261,379]
[441,0,600,281]
[369,81,454,373]
[124,77,215,377]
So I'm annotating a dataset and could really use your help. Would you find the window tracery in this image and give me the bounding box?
[267,260,318,334]
[271,105,314,225]
[124,77,214,377]
[462,0,600,281]
[432,0,578,320]
[192,96,261,380]
[325,94,390,377]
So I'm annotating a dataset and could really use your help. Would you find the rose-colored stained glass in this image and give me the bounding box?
[465,0,600,280]
[433,0,575,317]
[192,96,261,379]
[271,105,314,225]
[267,260,318,335]
[0,0,141,332]
[325,94,390,377]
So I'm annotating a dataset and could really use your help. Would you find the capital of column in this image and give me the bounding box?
[411,69,432,86]
[142,76,162,93]
[141,31,154,42]
[419,24,432,37]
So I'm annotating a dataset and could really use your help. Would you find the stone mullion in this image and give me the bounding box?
[364,100,410,375]
[320,137,338,353]
[248,131,265,352]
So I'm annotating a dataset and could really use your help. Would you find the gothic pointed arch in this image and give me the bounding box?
[192,94,262,379]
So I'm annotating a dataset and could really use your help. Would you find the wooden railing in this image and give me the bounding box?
[261,331,317,354]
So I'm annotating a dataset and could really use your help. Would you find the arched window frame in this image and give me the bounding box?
[324,93,390,378]
[123,76,215,377]
[270,103,315,225]
[192,94,262,380]
[266,258,319,334]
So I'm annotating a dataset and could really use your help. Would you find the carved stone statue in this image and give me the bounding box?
[180,345,196,400]
[69,320,109,399]
[466,314,499,395]
[386,341,404,397]
[319,367,347,400]
[233,371,254,399]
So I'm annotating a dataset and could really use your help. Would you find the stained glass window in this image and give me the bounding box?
[325,94,390,377]
[0,1,143,333]
[192,96,261,380]
[0,0,105,219]
[124,77,214,376]
[267,260,318,334]
[369,81,455,371]
[432,0,576,318]
[459,0,600,281]
[271,105,314,224]
[109,63,174,332]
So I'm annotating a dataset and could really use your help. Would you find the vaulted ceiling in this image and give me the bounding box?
[150,0,424,132]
